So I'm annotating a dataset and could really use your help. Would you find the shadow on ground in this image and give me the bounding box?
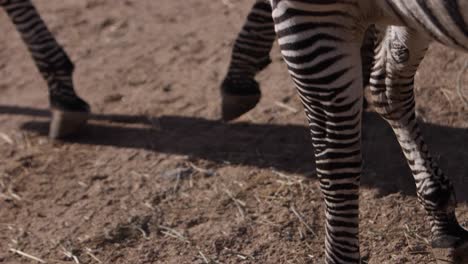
[2,104,468,202]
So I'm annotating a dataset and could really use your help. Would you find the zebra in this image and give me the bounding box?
[3,1,467,262]
[223,0,467,263]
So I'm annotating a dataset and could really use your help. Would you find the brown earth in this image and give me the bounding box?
[0,1,467,263]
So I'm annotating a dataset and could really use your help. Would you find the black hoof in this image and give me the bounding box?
[49,108,90,139]
[221,77,261,121]
[49,94,90,139]
[50,93,90,113]
[222,93,261,122]
[432,229,468,264]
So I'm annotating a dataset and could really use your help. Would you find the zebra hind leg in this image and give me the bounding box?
[369,26,468,264]
[360,25,379,110]
[1,0,90,139]
[221,0,275,121]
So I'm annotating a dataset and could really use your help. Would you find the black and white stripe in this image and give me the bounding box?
[3,1,468,262]
[221,0,373,120]
[221,0,276,121]
[1,0,277,135]
[1,0,89,113]
[265,0,467,263]
[225,0,276,81]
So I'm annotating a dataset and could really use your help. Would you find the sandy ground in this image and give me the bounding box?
[0,1,467,263]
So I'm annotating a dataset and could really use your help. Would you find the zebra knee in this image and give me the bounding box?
[389,39,410,64]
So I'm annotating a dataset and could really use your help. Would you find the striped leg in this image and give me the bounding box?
[359,26,378,109]
[272,2,364,263]
[1,0,89,138]
[221,0,275,121]
[369,26,468,263]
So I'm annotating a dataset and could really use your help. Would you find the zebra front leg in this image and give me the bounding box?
[272,1,365,262]
[221,0,275,121]
[1,0,90,139]
[369,26,468,264]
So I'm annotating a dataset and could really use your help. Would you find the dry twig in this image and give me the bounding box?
[158,225,189,243]
[275,101,299,114]
[290,206,316,237]
[224,189,246,218]
[198,251,210,263]
[85,248,102,263]
[0,132,14,145]
[61,246,80,264]
[9,248,46,263]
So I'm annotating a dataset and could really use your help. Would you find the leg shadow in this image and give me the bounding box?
[2,104,467,202]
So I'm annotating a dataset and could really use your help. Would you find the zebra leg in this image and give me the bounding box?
[1,0,90,139]
[360,25,379,110]
[221,0,275,121]
[369,26,468,263]
[271,2,365,263]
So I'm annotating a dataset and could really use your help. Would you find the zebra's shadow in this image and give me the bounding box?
[3,105,468,202]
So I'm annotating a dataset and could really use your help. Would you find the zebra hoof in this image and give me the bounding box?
[49,108,90,139]
[432,237,468,263]
[221,77,261,121]
[221,93,261,121]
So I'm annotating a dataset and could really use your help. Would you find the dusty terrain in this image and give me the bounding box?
[0,1,467,263]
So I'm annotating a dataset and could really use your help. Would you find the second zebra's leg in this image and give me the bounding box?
[1,0,90,139]
[272,1,365,263]
[221,0,275,121]
[369,26,468,264]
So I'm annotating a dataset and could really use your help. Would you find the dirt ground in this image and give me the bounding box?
[0,1,467,263]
